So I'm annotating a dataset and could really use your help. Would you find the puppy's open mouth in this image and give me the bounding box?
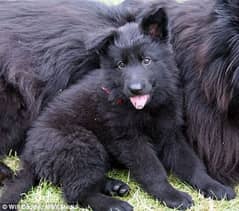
[130,94,150,110]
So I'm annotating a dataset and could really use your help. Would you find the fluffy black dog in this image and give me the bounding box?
[0,6,235,211]
[0,0,133,182]
[170,0,239,186]
[123,0,239,186]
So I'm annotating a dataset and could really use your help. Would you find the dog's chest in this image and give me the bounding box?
[103,106,157,133]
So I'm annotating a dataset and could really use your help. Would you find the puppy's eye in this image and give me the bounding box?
[142,57,151,65]
[117,61,126,70]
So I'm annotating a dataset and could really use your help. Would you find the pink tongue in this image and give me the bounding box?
[130,95,150,110]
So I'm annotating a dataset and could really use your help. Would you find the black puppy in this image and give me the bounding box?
[0,7,235,211]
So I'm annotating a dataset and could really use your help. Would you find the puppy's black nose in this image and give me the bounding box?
[128,83,145,95]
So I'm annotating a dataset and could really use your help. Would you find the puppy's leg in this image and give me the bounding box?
[107,136,193,210]
[158,129,236,200]
[60,137,133,211]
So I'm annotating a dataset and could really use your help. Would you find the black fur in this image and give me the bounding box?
[0,7,235,211]
[123,0,239,186]
[0,0,134,181]
[168,0,239,186]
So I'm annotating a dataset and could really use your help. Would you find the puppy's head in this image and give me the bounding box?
[86,8,178,110]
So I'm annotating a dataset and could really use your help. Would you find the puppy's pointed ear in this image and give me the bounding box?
[85,28,116,54]
[216,0,239,9]
[216,0,228,5]
[141,8,168,41]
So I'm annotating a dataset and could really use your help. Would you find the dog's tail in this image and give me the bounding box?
[0,161,36,211]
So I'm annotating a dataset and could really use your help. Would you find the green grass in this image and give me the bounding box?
[1,0,239,210]
[3,153,239,210]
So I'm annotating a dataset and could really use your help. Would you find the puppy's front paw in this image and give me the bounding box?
[104,178,130,197]
[200,182,235,200]
[159,188,193,210]
[101,199,133,211]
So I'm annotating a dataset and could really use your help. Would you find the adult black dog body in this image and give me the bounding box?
[0,0,133,181]
[170,0,239,186]
[0,6,235,211]
[123,0,239,186]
